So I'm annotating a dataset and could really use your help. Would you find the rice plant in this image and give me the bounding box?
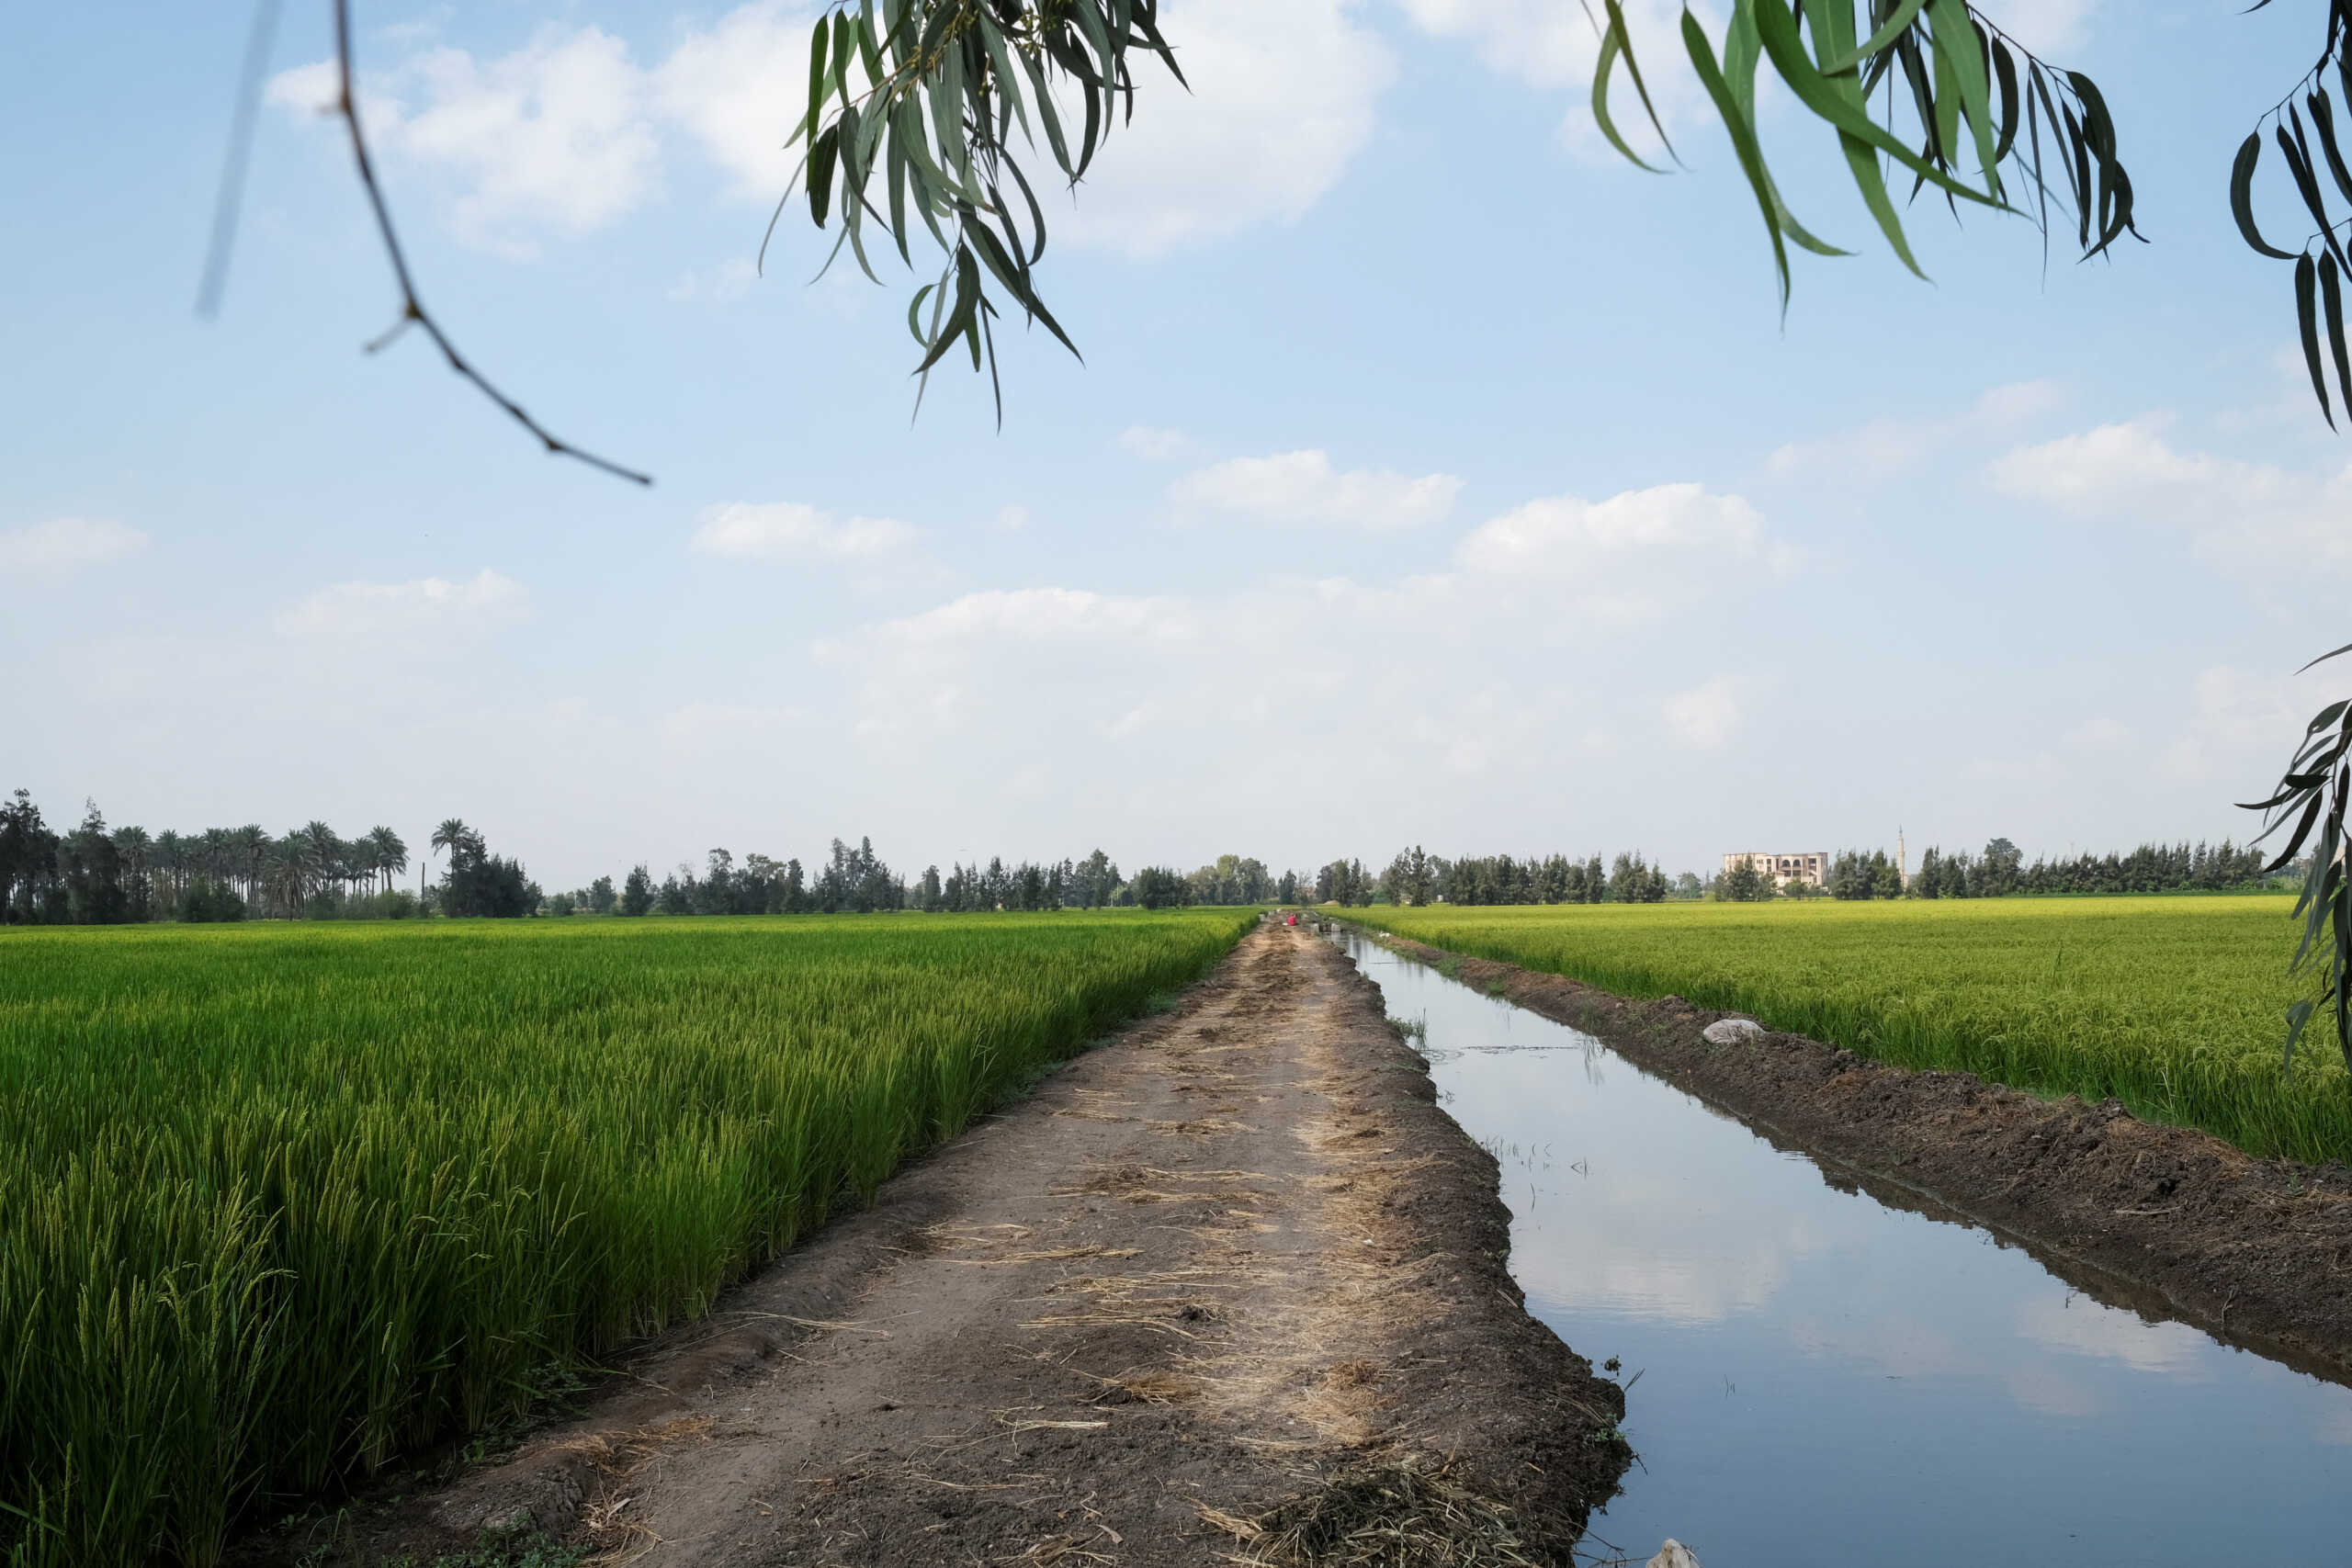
[0,910,1250,1566]
[1328,898,2346,1163]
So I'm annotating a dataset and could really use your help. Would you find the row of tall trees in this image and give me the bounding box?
[432,820,538,919]
[926,850,1110,913]
[1913,839,2278,900]
[1736,838,2290,902]
[1371,848,1677,908]
[586,842,1272,919]
[1315,858,1375,907]
[0,792,1286,926]
[1827,849,1912,901]
[1,790,428,924]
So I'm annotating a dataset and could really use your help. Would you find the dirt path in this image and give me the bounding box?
[1374,932,2352,1387]
[281,925,1627,1567]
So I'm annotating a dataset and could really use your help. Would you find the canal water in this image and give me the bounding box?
[1327,928,2352,1567]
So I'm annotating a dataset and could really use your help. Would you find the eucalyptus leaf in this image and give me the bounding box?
[2300,251,2335,429]
[2233,133,2300,259]
[1683,9,1791,310]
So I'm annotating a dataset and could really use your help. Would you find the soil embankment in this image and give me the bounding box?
[262,925,1627,1567]
[1373,931,2352,1384]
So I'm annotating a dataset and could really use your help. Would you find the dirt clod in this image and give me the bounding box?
[1210,1462,1551,1568]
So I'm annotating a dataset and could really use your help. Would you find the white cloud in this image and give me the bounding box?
[1453,481,1779,624]
[1987,417,2241,509]
[1398,0,1711,158]
[1396,0,1604,90]
[265,59,343,116]
[1046,0,1395,255]
[274,569,526,638]
[1767,378,2065,482]
[1460,481,1762,570]
[277,0,1385,259]
[825,588,1204,745]
[274,28,662,254]
[1988,417,2352,576]
[1664,675,1743,749]
[691,502,921,561]
[1118,425,1197,461]
[653,0,811,199]
[0,517,148,573]
[992,504,1032,533]
[2157,666,2306,784]
[652,0,1396,254]
[1172,449,1462,530]
[864,587,1197,649]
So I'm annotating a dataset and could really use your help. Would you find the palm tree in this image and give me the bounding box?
[110,825,153,919]
[154,829,185,907]
[368,827,408,897]
[429,818,471,904]
[199,828,230,891]
[233,826,268,907]
[261,837,292,917]
[300,821,341,903]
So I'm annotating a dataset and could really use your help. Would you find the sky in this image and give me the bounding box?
[6,0,2350,889]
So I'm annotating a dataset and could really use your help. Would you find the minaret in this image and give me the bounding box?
[1897,827,1907,886]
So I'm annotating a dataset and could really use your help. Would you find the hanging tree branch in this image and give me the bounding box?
[197,0,287,318]
[2228,2,2352,1082]
[2244,646,2352,1079]
[770,0,1187,424]
[325,0,651,485]
[271,1,2151,464]
[775,2,2141,402]
[1591,0,2142,311]
[2232,0,2352,431]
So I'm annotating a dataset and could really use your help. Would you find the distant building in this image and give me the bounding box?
[1723,850,1829,890]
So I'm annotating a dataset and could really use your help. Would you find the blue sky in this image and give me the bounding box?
[6,0,2348,888]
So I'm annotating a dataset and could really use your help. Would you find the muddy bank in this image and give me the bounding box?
[241,926,1626,1567]
[1373,931,2352,1384]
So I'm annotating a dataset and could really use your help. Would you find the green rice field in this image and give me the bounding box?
[0,910,1252,1567]
[1325,898,2342,1165]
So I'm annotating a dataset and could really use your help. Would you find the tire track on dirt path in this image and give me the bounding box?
[268,925,1628,1568]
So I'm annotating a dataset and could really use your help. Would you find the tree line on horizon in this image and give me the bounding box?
[1361,848,1684,908]
[0,790,428,925]
[585,844,1283,919]
[1707,838,2292,903]
[1914,839,2282,899]
[0,793,545,925]
[0,785,2301,928]
[0,784,1296,926]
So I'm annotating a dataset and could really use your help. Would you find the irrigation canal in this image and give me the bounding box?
[1325,927,2352,1566]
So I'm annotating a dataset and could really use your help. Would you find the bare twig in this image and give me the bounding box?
[329,0,652,485]
[197,0,287,318]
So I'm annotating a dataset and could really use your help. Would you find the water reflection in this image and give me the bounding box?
[1333,931,2352,1567]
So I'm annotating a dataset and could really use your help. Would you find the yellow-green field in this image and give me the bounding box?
[0,911,1252,1567]
[1327,898,2336,1163]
